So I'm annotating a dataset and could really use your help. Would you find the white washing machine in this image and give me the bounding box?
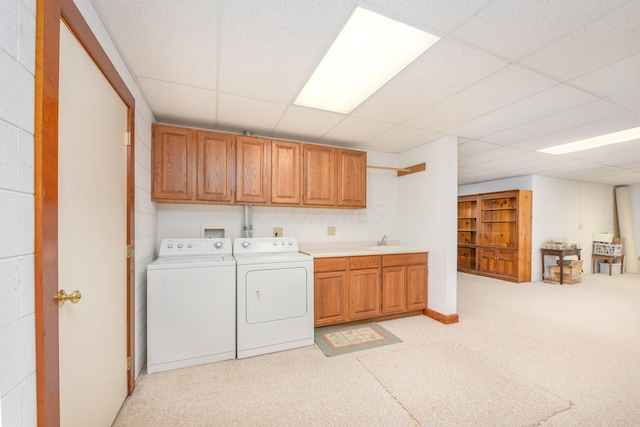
[233,237,314,359]
[147,238,236,373]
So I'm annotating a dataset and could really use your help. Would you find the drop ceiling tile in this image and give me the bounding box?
[458,167,511,185]
[521,1,640,80]
[138,78,216,127]
[610,88,640,112]
[486,100,627,145]
[562,140,640,163]
[218,0,353,103]
[93,0,218,89]
[319,117,393,146]
[457,140,501,158]
[448,84,597,139]
[352,39,508,123]
[404,65,556,131]
[365,126,438,153]
[570,53,640,97]
[453,0,626,60]
[520,112,640,151]
[364,0,493,33]
[217,93,286,135]
[272,105,345,142]
[457,146,525,168]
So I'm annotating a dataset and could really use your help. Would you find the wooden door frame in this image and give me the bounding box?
[34,0,136,425]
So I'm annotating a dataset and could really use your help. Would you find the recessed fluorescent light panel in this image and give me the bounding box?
[538,126,640,155]
[294,7,440,114]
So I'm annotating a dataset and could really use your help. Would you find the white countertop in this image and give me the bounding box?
[299,240,427,258]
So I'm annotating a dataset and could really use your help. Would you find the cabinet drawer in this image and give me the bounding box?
[383,253,427,267]
[314,257,347,272]
[350,255,381,270]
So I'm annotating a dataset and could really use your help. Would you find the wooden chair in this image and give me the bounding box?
[591,237,625,275]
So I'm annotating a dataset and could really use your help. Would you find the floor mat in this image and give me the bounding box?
[314,322,402,356]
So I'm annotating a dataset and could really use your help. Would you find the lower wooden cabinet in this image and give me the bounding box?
[478,248,517,280]
[314,252,428,327]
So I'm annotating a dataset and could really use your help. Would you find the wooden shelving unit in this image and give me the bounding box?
[457,190,532,282]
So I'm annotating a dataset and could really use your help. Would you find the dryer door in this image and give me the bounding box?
[245,266,309,323]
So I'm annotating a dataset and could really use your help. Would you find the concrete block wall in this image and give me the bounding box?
[0,0,37,426]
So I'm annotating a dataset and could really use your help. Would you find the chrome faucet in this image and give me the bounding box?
[377,235,388,246]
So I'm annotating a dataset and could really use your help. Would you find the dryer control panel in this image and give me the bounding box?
[158,238,232,257]
[233,237,299,255]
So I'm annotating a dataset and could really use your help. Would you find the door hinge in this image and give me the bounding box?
[127,244,131,259]
[125,132,131,146]
[127,356,131,371]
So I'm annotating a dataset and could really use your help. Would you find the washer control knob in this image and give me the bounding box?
[167,244,173,248]
[215,241,223,249]
[288,241,293,246]
[273,241,278,246]
[187,243,193,248]
[242,241,250,248]
[177,244,183,248]
[281,241,285,245]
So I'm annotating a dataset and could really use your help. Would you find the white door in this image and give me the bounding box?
[57,22,128,426]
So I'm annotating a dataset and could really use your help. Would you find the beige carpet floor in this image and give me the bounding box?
[114,272,640,426]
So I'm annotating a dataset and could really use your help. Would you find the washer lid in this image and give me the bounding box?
[148,254,236,269]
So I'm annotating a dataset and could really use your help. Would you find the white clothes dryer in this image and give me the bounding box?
[147,238,236,373]
[233,237,314,359]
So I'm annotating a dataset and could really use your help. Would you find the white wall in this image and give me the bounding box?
[1,1,157,424]
[399,136,458,316]
[459,176,616,281]
[157,150,401,244]
[0,0,37,425]
[621,184,640,272]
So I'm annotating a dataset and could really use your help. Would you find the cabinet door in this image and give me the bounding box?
[406,264,428,310]
[236,136,270,203]
[382,266,406,314]
[303,145,336,206]
[196,131,234,202]
[337,149,366,208]
[349,268,380,320]
[478,248,516,279]
[152,124,193,201]
[271,140,301,205]
[314,271,348,326]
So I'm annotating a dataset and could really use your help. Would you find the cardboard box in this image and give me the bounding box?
[551,260,583,284]
[599,262,621,275]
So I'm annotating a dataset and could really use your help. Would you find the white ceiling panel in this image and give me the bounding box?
[217,93,286,135]
[217,0,354,103]
[488,100,628,146]
[452,0,626,60]
[91,0,640,185]
[448,84,597,140]
[319,117,393,145]
[352,39,508,123]
[138,78,217,127]
[520,1,640,81]
[272,106,345,142]
[93,0,218,89]
[363,0,493,33]
[404,65,556,131]
[570,53,640,98]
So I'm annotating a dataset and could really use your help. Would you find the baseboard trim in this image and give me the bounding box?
[424,308,459,324]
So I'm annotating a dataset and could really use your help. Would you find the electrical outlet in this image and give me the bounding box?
[638,256,640,261]
[327,226,336,236]
[273,227,283,237]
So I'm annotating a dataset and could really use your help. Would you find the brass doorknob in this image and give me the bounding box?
[55,289,82,307]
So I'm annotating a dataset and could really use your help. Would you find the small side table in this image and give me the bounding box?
[540,248,582,285]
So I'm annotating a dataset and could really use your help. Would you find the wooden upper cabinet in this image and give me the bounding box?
[152,124,193,201]
[236,136,271,204]
[196,130,234,203]
[271,140,301,205]
[303,144,336,206]
[337,149,366,208]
